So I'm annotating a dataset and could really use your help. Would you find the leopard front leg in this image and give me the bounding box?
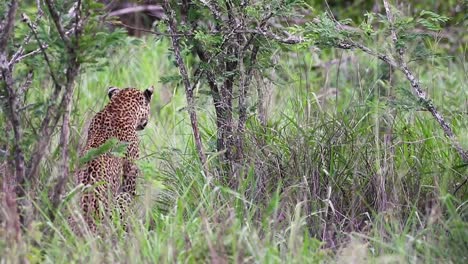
[115,191,132,231]
[117,131,140,198]
[122,159,139,197]
[116,132,140,229]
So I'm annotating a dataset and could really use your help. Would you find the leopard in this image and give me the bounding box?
[74,86,154,233]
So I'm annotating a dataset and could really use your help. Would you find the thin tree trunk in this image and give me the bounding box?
[163,0,207,169]
[0,0,29,232]
[236,45,259,160]
[48,0,82,220]
[50,65,79,219]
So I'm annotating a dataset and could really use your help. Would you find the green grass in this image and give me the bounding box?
[2,36,467,263]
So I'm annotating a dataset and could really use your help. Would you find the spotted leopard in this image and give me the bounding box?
[75,86,153,232]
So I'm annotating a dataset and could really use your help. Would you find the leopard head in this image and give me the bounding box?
[107,86,154,131]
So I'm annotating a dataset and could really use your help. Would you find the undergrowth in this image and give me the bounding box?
[2,37,467,263]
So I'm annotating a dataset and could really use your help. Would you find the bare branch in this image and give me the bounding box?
[26,98,61,183]
[9,1,44,67]
[240,29,305,45]
[199,0,224,25]
[105,20,181,36]
[22,13,61,89]
[18,71,33,96]
[340,40,398,68]
[9,45,49,66]
[399,65,468,162]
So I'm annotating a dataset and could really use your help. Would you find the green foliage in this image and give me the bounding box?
[193,30,223,52]
[1,1,467,263]
[78,138,128,165]
[359,12,377,36]
[417,10,450,31]
[159,74,182,85]
[2,34,466,263]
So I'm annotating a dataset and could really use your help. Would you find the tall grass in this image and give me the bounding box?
[2,37,466,263]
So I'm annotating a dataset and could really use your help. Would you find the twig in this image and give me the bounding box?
[163,0,208,171]
[199,0,224,24]
[240,29,305,45]
[9,45,49,66]
[340,40,398,68]
[105,20,304,46]
[453,177,467,196]
[9,0,44,67]
[105,20,191,36]
[22,13,61,90]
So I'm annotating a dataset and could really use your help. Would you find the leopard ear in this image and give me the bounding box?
[108,86,119,99]
[144,85,154,103]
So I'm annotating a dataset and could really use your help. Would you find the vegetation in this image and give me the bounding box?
[1,0,467,263]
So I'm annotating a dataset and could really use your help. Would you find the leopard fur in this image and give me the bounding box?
[75,86,153,232]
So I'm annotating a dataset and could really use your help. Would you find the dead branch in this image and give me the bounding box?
[383,0,404,60]
[9,44,49,66]
[22,13,60,88]
[108,5,163,18]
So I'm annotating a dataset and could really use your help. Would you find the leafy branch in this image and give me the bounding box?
[244,1,467,163]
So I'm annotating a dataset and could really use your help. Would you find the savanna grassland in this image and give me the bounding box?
[1,1,467,263]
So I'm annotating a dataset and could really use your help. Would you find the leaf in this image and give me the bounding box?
[360,12,376,36]
[417,10,450,31]
[79,138,128,165]
[160,74,182,84]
